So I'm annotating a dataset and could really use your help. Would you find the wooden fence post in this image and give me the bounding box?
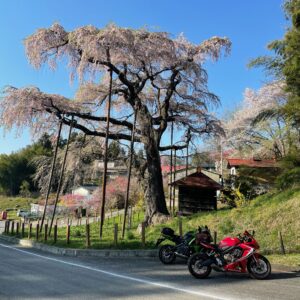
[178,216,183,237]
[85,220,90,248]
[36,223,39,241]
[141,222,146,247]
[5,220,9,234]
[16,222,20,235]
[44,223,48,241]
[54,224,58,244]
[214,231,217,244]
[278,231,286,255]
[21,222,25,238]
[66,223,71,244]
[11,221,15,235]
[28,223,32,239]
[114,223,118,246]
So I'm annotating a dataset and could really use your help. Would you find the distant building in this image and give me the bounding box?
[72,184,98,197]
[93,161,127,179]
[227,158,277,176]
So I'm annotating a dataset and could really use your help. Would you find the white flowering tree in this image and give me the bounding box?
[224,81,291,158]
[0,24,230,224]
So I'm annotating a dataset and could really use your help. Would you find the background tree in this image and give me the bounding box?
[249,0,300,134]
[0,135,52,195]
[0,24,230,223]
[223,81,294,159]
[248,0,300,189]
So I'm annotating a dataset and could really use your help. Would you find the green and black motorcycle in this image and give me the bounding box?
[156,226,212,264]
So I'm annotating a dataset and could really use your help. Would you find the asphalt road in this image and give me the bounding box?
[0,241,299,300]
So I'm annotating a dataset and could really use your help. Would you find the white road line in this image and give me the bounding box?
[0,242,232,300]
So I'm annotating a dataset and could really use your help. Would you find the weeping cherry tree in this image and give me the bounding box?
[0,24,230,224]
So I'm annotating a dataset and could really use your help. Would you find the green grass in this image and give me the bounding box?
[5,188,300,260]
[0,195,37,219]
[267,253,300,268]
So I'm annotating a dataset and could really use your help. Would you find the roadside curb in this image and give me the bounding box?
[271,264,300,273]
[1,234,299,272]
[0,234,157,258]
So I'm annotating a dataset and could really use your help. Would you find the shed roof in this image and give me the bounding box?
[172,171,222,190]
[227,158,277,168]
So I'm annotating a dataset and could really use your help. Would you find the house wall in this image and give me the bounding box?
[178,187,217,215]
[72,187,91,196]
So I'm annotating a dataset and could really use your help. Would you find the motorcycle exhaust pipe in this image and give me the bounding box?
[200,258,215,266]
[174,252,188,259]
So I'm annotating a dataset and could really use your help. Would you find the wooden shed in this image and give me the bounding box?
[172,169,222,215]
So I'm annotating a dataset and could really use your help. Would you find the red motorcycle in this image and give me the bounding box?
[188,230,271,280]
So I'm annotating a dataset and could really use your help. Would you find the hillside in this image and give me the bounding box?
[147,188,300,254]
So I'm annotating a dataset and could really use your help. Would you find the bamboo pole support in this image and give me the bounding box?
[122,109,137,238]
[100,65,113,239]
[40,121,63,232]
[49,117,74,236]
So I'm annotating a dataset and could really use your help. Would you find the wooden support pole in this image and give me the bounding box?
[278,231,286,255]
[99,65,113,239]
[186,143,189,177]
[114,223,118,246]
[172,149,177,215]
[49,117,74,236]
[141,222,146,247]
[40,121,63,232]
[169,120,174,213]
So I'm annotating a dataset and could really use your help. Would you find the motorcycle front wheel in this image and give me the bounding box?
[247,255,271,279]
[188,253,212,279]
[158,245,176,264]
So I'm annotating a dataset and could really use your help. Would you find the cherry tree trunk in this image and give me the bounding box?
[144,140,169,224]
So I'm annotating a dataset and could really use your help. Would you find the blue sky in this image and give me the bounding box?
[0,0,287,154]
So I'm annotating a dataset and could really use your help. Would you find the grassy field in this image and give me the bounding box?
[4,188,300,268]
[267,253,300,268]
[0,195,38,219]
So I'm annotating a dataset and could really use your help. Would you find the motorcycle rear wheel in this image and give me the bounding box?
[247,255,271,279]
[158,245,176,264]
[188,253,212,279]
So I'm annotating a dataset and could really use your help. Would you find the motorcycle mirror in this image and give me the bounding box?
[252,230,255,236]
